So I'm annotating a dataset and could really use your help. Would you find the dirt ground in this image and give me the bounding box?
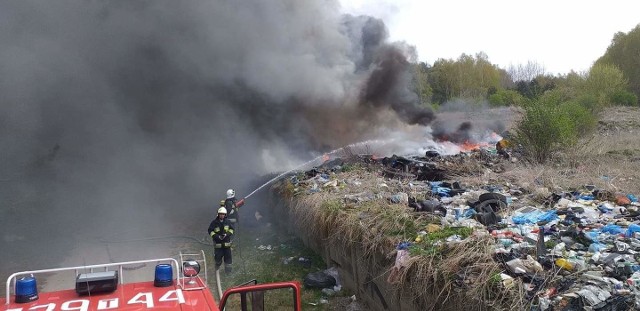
[454,106,640,196]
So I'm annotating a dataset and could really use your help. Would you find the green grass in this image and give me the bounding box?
[340,163,362,173]
[204,223,348,310]
[408,244,440,257]
[321,199,343,212]
[408,226,474,257]
[423,226,473,242]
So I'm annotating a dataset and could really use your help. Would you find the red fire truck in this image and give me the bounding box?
[2,251,302,311]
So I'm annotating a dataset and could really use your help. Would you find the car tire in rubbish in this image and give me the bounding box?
[475,199,507,213]
[475,193,508,213]
[478,192,507,204]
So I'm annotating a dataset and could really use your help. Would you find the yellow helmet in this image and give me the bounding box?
[219,199,225,207]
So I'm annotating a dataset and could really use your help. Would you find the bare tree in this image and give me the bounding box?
[508,61,547,82]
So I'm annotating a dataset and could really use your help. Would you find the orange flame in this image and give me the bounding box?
[460,141,481,152]
[459,140,492,152]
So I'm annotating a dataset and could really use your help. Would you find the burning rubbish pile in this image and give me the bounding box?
[272,146,640,310]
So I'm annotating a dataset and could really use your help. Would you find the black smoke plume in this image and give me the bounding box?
[360,45,435,125]
[431,100,507,143]
[0,0,432,273]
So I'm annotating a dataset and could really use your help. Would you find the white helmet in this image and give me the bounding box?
[217,207,227,214]
[226,189,235,199]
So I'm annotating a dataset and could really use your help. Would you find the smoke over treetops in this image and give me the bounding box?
[0,0,434,268]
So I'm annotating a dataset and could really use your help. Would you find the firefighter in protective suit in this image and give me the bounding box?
[496,138,511,159]
[223,189,245,224]
[208,207,234,273]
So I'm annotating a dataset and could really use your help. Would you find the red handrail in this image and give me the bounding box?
[219,281,302,311]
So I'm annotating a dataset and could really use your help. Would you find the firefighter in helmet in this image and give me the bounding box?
[207,207,234,273]
[223,189,245,224]
[496,131,512,159]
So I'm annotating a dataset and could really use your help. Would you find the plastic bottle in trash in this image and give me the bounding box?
[555,258,574,271]
[627,272,640,287]
[536,226,546,258]
[569,258,586,270]
[499,238,515,247]
[491,230,506,238]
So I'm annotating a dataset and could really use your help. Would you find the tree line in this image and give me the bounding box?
[413,24,640,163]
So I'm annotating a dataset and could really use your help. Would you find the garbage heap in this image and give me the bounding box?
[273,150,640,311]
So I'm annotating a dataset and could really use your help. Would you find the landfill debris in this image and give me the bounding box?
[282,151,640,310]
[303,268,338,289]
[257,244,272,251]
[322,288,336,296]
[298,257,312,267]
[387,243,411,284]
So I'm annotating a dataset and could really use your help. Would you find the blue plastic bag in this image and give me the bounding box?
[462,209,477,218]
[589,242,605,252]
[538,210,558,222]
[430,182,451,197]
[397,242,411,250]
[597,204,613,213]
[585,230,600,241]
[512,212,540,224]
[601,224,624,235]
[626,224,640,238]
[512,210,558,224]
[433,187,451,197]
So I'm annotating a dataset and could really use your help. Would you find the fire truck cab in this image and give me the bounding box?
[2,251,302,311]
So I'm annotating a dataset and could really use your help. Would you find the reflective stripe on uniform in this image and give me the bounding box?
[210,231,216,238]
[228,229,234,234]
[215,243,222,249]
[214,227,220,233]
[223,242,232,247]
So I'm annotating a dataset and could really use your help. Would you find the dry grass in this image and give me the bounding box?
[397,234,526,311]
[440,153,495,178]
[268,107,640,310]
[453,106,640,197]
[273,176,526,310]
[287,190,407,258]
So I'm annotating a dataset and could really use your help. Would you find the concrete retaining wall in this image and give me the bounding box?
[271,196,424,311]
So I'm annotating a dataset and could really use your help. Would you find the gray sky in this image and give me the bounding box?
[340,0,640,75]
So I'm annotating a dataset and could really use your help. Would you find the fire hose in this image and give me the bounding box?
[215,269,223,301]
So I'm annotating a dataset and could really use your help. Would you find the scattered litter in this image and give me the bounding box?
[281,153,640,309]
[321,288,336,296]
[303,269,337,289]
